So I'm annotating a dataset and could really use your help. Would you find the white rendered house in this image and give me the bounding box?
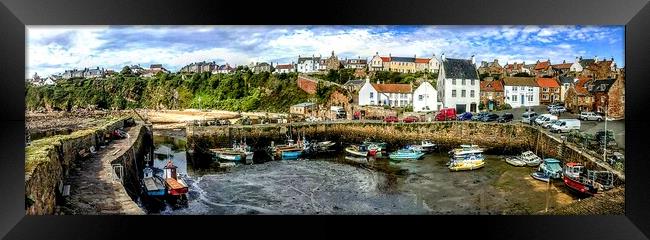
[437,55,481,113]
[502,77,540,108]
[413,81,440,112]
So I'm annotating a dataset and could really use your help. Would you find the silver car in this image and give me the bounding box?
[579,112,604,121]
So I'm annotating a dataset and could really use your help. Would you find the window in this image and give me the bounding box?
[513,86,518,91]
[496,92,501,97]
[529,88,533,92]
[528,95,533,101]
[470,90,475,97]
[543,94,549,100]
[452,90,457,97]
[452,79,456,85]
[512,95,518,101]
[370,92,374,98]
[543,87,549,92]
[461,90,466,97]
[462,79,466,85]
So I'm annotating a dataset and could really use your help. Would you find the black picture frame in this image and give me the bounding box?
[1,0,649,239]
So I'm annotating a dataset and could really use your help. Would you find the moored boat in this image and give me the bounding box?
[345,144,369,157]
[389,148,425,161]
[163,160,189,196]
[142,166,166,197]
[521,151,542,166]
[531,171,550,182]
[562,162,598,196]
[449,144,484,156]
[505,156,526,167]
[448,159,485,171]
[539,158,563,179]
[345,155,368,163]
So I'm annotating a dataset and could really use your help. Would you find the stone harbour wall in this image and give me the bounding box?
[24,117,137,215]
[189,121,623,182]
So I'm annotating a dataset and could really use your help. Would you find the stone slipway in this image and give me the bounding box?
[60,125,145,215]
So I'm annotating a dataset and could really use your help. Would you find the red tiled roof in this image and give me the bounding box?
[535,61,551,70]
[276,64,293,69]
[415,58,430,63]
[480,80,504,92]
[575,76,592,95]
[552,63,573,69]
[380,57,391,62]
[371,83,412,93]
[536,77,560,88]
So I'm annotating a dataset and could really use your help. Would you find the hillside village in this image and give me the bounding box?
[27,51,624,121]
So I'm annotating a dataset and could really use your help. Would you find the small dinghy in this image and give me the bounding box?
[521,151,542,167]
[389,148,425,161]
[505,156,526,167]
[531,171,550,182]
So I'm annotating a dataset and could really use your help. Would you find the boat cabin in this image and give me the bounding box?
[163,160,178,180]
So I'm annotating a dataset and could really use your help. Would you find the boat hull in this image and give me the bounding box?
[505,157,526,167]
[563,175,598,196]
[531,172,550,182]
[345,147,368,157]
[448,161,485,171]
[280,150,301,160]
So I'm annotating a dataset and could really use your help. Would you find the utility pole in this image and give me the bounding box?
[603,102,608,162]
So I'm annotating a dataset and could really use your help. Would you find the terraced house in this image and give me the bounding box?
[367,52,439,73]
[536,77,561,104]
[358,78,413,107]
[564,76,593,113]
[479,79,504,111]
[502,77,540,108]
[437,54,480,113]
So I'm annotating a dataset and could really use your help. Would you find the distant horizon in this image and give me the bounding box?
[26,25,624,78]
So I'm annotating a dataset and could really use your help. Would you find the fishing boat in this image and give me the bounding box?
[448,159,485,171]
[268,137,304,160]
[531,170,550,182]
[389,148,425,161]
[163,160,189,196]
[345,144,370,157]
[448,144,484,156]
[420,140,436,152]
[539,158,563,179]
[451,153,485,161]
[562,162,598,196]
[521,151,542,166]
[142,166,166,196]
[210,141,254,162]
[505,156,526,167]
[363,140,387,150]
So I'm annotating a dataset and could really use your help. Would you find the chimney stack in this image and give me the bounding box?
[441,53,445,61]
[470,55,475,65]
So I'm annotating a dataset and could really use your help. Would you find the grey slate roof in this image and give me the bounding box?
[344,79,365,86]
[292,102,316,108]
[442,58,479,79]
[588,78,616,93]
[558,76,575,84]
[298,57,321,64]
[579,59,595,68]
[391,57,416,62]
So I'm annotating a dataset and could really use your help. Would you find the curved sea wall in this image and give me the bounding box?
[24,117,148,215]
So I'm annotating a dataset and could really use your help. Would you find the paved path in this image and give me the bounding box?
[60,126,144,215]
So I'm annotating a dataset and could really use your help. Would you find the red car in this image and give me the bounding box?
[384,116,399,123]
[402,116,419,123]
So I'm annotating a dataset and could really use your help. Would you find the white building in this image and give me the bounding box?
[437,54,481,113]
[413,81,440,112]
[273,63,295,74]
[297,55,321,73]
[570,57,583,72]
[368,52,389,71]
[358,78,413,107]
[502,77,540,108]
[428,55,441,74]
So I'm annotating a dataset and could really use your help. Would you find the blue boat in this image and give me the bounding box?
[531,171,550,182]
[389,149,425,161]
[539,158,563,179]
[281,150,302,160]
[142,166,166,196]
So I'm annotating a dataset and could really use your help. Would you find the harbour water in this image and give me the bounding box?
[144,130,579,215]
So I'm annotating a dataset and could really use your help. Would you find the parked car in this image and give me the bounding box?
[579,111,604,121]
[435,108,457,121]
[384,116,399,123]
[550,119,581,133]
[353,110,366,120]
[497,113,514,123]
[481,113,499,122]
[535,114,558,126]
[549,106,567,113]
[402,116,419,123]
[546,103,563,110]
[457,112,473,121]
[472,112,489,121]
[521,111,538,124]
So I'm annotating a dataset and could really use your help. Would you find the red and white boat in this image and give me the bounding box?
[163,160,189,196]
[562,162,599,196]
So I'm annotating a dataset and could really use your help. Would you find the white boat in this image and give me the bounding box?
[505,156,526,167]
[521,151,542,166]
[420,140,436,151]
[449,144,484,156]
[345,145,369,157]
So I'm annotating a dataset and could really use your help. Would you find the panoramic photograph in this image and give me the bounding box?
[24,25,625,215]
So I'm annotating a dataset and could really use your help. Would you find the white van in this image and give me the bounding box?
[534,114,558,126]
[550,119,581,133]
[521,112,538,124]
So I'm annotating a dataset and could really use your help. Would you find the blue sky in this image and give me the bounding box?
[26,25,624,78]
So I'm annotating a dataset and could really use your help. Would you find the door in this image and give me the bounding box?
[470,103,477,113]
[456,104,466,114]
[488,101,494,110]
[521,94,525,105]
